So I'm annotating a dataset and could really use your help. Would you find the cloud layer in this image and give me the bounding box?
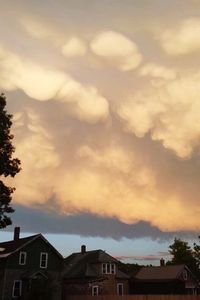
[0,0,200,238]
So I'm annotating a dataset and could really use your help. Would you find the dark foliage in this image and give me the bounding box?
[119,261,143,276]
[167,237,200,278]
[0,94,21,228]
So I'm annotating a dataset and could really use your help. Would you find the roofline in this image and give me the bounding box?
[2,234,41,258]
[1,234,64,261]
[64,249,119,263]
[134,264,200,283]
[39,234,64,260]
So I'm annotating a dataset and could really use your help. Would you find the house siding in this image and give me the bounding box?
[2,269,62,300]
[0,236,64,300]
[6,238,63,271]
[63,260,129,298]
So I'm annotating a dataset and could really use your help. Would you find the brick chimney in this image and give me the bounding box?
[14,227,20,241]
[81,245,86,254]
[160,258,165,267]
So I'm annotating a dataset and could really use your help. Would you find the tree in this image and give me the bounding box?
[193,236,200,270]
[167,237,200,278]
[0,94,21,228]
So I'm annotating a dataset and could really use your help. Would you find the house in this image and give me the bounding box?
[130,260,200,295]
[62,245,129,298]
[0,227,64,300]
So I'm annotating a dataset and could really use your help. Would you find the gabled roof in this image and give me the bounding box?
[0,234,63,260]
[0,234,40,258]
[64,249,129,280]
[134,265,188,282]
[65,249,118,266]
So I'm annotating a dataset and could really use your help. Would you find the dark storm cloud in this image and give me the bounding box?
[6,205,197,241]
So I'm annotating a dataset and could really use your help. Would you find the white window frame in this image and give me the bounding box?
[111,263,116,274]
[40,252,48,268]
[92,285,99,296]
[102,263,116,274]
[117,283,124,295]
[19,251,27,265]
[12,280,22,298]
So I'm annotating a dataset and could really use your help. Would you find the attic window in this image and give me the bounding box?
[19,252,27,265]
[40,252,48,268]
[102,263,116,274]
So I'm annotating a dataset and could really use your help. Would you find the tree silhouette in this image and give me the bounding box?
[168,238,200,278]
[0,94,21,228]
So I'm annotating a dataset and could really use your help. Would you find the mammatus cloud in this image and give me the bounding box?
[117,71,200,158]
[61,37,87,57]
[91,31,142,71]
[56,81,109,123]
[20,16,64,46]
[10,121,200,232]
[159,18,200,56]
[12,111,60,205]
[1,0,200,238]
[0,45,109,123]
[139,63,176,81]
[21,17,87,57]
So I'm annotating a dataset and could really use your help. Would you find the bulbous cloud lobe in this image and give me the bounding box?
[117,72,200,158]
[0,46,109,123]
[91,31,142,71]
[159,18,200,56]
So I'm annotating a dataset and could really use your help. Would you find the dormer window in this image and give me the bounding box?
[19,252,27,265]
[40,252,48,268]
[102,263,116,274]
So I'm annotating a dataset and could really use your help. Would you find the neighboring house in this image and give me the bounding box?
[0,227,64,300]
[130,261,200,295]
[62,245,129,298]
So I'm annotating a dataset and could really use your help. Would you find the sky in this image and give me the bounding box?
[0,0,200,264]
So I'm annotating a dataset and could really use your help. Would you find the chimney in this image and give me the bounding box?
[160,258,165,267]
[14,227,20,241]
[81,245,86,254]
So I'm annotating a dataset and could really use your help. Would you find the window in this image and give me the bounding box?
[102,263,116,274]
[117,283,124,295]
[19,251,27,265]
[40,252,48,268]
[12,280,22,298]
[111,263,115,274]
[92,286,99,296]
[183,270,188,280]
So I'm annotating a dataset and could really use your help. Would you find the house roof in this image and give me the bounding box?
[0,234,40,258]
[64,249,129,280]
[0,234,63,260]
[134,265,188,282]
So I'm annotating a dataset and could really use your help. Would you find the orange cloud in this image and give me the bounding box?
[159,18,200,56]
[117,71,200,158]
[91,31,142,71]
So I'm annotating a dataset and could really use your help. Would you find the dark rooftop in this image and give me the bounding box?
[134,265,186,281]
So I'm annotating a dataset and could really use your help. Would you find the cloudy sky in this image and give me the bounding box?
[1,0,200,263]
